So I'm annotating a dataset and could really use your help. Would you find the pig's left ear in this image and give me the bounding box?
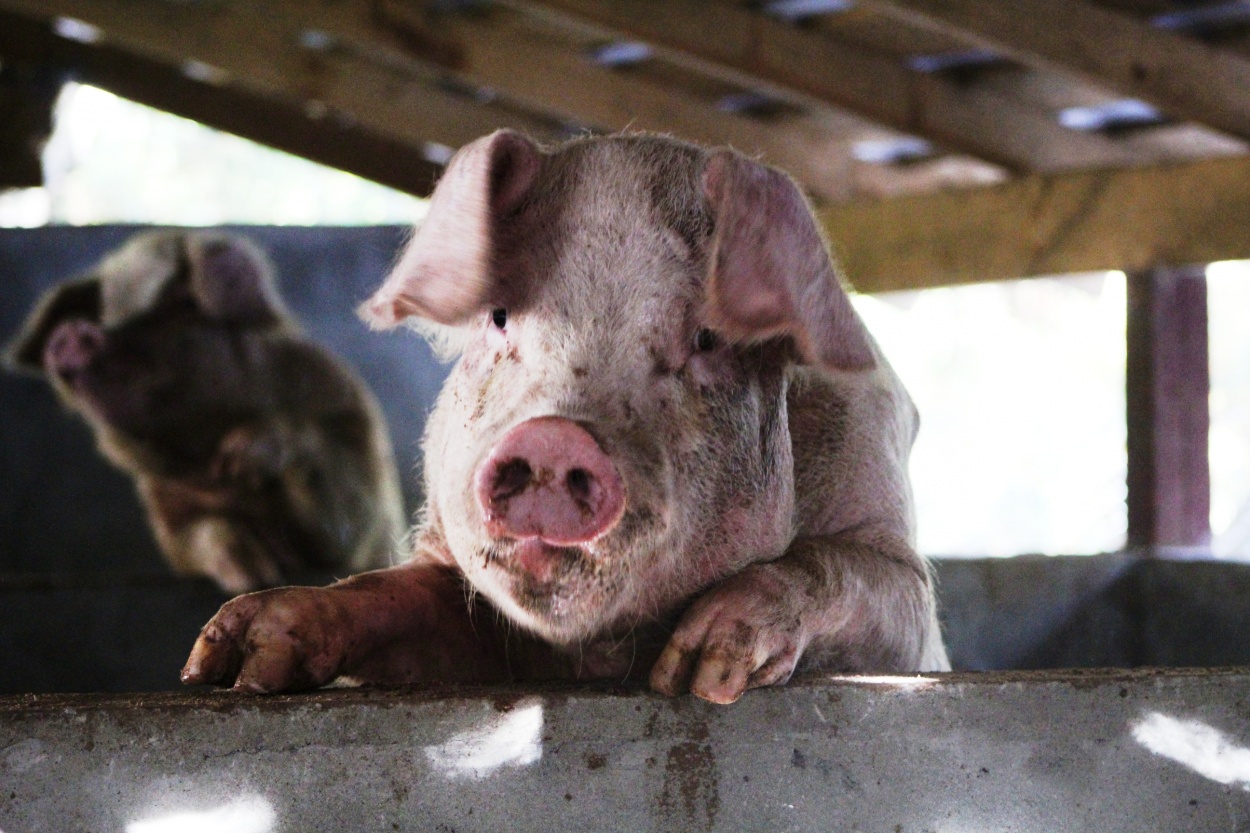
[184,234,286,326]
[361,130,542,329]
[5,276,102,373]
[702,150,875,372]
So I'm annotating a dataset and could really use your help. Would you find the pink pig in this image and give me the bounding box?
[182,131,949,704]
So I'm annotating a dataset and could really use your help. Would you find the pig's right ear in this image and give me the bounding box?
[5,277,102,374]
[361,130,542,329]
[702,150,876,372]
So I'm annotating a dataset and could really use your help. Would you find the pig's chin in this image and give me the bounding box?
[472,538,625,643]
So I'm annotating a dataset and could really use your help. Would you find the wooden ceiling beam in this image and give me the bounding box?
[0,0,568,168]
[823,155,1250,292]
[512,0,1140,172]
[0,8,444,196]
[866,0,1250,141]
[0,0,861,201]
[279,3,858,202]
[447,12,856,203]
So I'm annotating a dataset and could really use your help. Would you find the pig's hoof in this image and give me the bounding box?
[181,588,348,693]
[648,580,802,704]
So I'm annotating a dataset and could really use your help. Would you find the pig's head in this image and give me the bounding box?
[7,232,290,472]
[364,131,876,645]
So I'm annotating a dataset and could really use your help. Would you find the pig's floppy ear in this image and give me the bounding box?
[702,150,875,372]
[361,129,542,328]
[5,277,102,373]
[184,234,286,325]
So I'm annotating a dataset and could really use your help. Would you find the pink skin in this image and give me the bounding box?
[475,416,626,584]
[475,416,625,546]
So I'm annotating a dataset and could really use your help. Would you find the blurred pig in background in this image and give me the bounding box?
[7,231,405,593]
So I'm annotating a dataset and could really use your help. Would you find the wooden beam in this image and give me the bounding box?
[444,11,855,203]
[0,9,444,196]
[822,154,1250,293]
[0,0,856,200]
[0,59,58,189]
[867,0,1250,141]
[280,4,857,201]
[513,0,1140,172]
[1126,266,1211,550]
[0,0,568,162]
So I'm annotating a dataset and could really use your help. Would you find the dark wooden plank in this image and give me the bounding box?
[0,0,567,174]
[516,0,1139,172]
[871,0,1250,141]
[822,155,1250,292]
[276,2,858,202]
[1125,266,1211,549]
[0,9,444,197]
[0,60,58,189]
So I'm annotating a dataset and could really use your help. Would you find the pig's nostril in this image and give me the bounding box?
[476,417,625,546]
[566,468,593,506]
[492,458,533,501]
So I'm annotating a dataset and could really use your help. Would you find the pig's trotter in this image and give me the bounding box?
[181,586,351,693]
[650,533,936,703]
[650,566,804,705]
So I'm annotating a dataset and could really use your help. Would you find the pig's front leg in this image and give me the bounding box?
[649,532,934,704]
[181,563,516,692]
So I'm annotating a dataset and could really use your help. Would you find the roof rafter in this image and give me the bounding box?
[0,0,568,166]
[0,8,447,196]
[823,155,1250,292]
[511,0,1140,172]
[281,3,859,201]
[865,0,1250,141]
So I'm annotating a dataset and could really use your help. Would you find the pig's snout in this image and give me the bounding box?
[44,319,104,381]
[475,417,625,546]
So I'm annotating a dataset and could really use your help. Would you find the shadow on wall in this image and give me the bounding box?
[0,225,447,576]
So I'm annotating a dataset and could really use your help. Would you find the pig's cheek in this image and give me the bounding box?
[686,353,737,391]
[485,324,508,352]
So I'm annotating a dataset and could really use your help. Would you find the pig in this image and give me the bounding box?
[181,131,950,704]
[6,231,406,594]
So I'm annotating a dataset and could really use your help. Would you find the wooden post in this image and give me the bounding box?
[1125,265,1211,550]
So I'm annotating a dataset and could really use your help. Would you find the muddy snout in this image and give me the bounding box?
[43,319,104,381]
[475,416,625,547]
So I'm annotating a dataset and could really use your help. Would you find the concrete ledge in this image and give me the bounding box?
[3,668,1248,832]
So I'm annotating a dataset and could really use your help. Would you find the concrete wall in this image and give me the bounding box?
[3,669,1248,832]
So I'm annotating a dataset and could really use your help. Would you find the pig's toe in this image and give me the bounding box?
[233,639,321,694]
[651,595,802,703]
[693,635,800,704]
[181,626,240,686]
[649,639,700,697]
[181,595,263,685]
[690,652,753,704]
[230,598,342,693]
[182,589,345,692]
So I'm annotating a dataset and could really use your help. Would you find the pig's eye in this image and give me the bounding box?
[693,328,718,352]
[490,308,508,330]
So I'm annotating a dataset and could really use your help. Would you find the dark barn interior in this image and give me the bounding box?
[3,1,1250,830]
